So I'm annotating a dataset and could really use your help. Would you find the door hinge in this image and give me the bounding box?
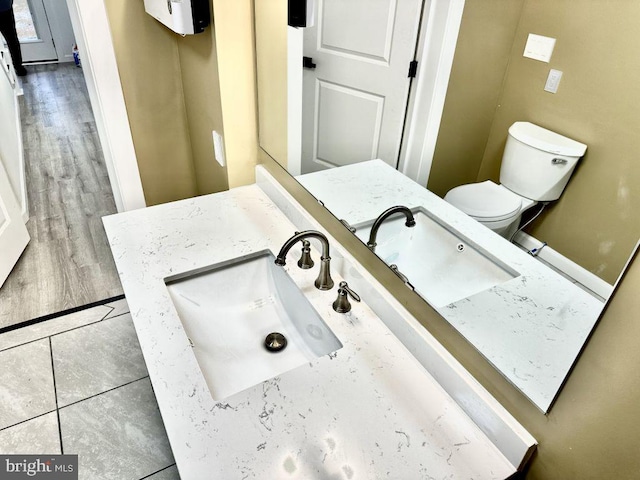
[408,60,418,78]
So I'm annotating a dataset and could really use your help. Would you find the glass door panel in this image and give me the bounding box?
[13,0,57,62]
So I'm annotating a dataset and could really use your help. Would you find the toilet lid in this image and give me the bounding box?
[445,180,523,221]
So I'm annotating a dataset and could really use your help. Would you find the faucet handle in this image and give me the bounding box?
[297,240,314,269]
[332,281,361,313]
[389,264,415,291]
[339,219,356,233]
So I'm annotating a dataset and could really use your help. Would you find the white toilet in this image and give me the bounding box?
[444,122,587,239]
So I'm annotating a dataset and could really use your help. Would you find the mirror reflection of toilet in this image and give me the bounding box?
[444,122,587,240]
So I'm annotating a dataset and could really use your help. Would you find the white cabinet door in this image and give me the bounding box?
[0,159,29,288]
[301,0,423,174]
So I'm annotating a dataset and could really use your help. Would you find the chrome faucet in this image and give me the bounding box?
[275,230,334,290]
[366,206,416,251]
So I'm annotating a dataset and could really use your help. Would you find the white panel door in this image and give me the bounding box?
[0,158,29,288]
[301,0,423,173]
[14,0,57,62]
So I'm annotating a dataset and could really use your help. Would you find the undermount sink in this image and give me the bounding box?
[165,250,342,401]
[354,209,519,308]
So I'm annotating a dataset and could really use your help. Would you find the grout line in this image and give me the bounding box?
[58,376,150,410]
[138,463,177,479]
[102,310,132,321]
[49,337,64,454]
[49,313,129,339]
[103,304,116,318]
[0,314,113,354]
[0,409,57,433]
[0,294,126,335]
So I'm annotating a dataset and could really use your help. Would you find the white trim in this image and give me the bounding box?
[398,0,465,186]
[513,231,614,300]
[65,0,146,212]
[0,45,28,221]
[287,26,303,175]
[15,88,27,222]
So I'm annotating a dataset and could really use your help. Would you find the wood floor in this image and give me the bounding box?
[0,64,123,328]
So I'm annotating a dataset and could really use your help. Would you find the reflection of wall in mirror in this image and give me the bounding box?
[255,0,288,168]
[430,0,640,284]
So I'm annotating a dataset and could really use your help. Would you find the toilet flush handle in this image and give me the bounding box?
[551,157,568,165]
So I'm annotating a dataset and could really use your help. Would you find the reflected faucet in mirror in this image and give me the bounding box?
[275,230,334,290]
[366,206,416,252]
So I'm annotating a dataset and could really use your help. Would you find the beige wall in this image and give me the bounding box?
[478,0,640,284]
[432,0,640,284]
[427,0,524,197]
[177,5,229,195]
[210,0,259,189]
[104,0,197,205]
[104,0,257,204]
[254,0,288,167]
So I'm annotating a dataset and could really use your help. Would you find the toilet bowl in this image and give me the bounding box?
[444,180,536,238]
[444,122,587,240]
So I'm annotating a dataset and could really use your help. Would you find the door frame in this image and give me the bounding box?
[397,0,465,187]
[64,0,145,212]
[288,0,465,184]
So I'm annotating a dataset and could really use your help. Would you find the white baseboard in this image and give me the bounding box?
[513,231,613,300]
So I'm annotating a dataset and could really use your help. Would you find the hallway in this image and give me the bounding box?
[0,64,123,329]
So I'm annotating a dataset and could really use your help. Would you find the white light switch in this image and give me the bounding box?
[544,69,563,93]
[523,34,556,63]
[212,130,226,167]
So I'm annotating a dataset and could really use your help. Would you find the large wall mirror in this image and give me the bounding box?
[254,0,640,412]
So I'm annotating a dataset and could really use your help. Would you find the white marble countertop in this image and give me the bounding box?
[103,185,517,479]
[297,160,605,411]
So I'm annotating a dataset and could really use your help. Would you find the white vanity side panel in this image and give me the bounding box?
[256,165,537,470]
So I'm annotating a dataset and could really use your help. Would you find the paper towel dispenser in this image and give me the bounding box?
[144,0,210,35]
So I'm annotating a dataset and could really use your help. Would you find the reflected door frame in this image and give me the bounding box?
[397,0,466,187]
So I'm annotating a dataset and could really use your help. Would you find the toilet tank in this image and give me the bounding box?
[500,122,587,201]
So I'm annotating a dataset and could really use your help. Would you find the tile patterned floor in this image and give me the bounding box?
[0,299,180,480]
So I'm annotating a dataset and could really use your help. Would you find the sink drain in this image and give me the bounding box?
[264,332,287,352]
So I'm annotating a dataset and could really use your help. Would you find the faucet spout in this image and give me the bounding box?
[275,230,334,290]
[366,206,416,251]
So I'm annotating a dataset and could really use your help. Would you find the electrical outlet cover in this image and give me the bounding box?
[212,131,226,167]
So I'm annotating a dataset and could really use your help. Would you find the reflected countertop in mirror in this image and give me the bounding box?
[297,159,605,411]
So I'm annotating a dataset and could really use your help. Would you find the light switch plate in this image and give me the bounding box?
[523,34,556,63]
[212,130,226,167]
[544,69,563,93]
